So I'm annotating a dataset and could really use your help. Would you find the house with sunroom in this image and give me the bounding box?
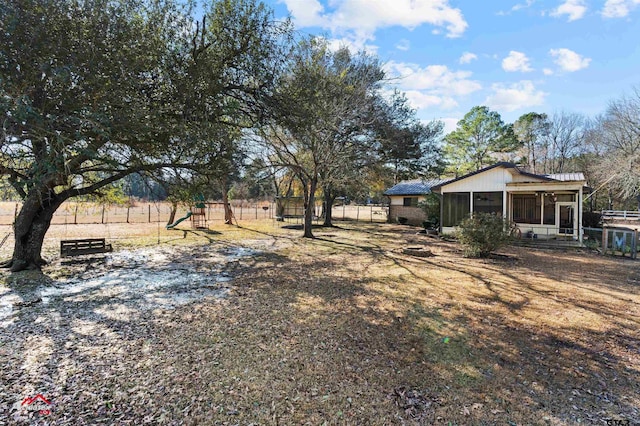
[431,162,588,242]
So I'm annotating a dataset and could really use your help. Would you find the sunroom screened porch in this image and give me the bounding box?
[433,163,587,242]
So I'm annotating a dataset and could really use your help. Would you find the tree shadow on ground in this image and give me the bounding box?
[1,224,638,424]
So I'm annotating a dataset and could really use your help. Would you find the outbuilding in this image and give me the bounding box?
[384,178,448,226]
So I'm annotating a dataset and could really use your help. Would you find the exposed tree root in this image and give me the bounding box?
[4,258,46,272]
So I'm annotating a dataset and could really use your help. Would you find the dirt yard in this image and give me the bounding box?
[0,220,638,425]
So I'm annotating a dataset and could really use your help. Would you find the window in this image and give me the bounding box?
[403,197,418,207]
[442,192,470,227]
[543,194,555,225]
[556,194,575,202]
[512,194,541,224]
[473,192,503,215]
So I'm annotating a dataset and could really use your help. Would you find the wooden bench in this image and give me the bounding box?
[60,238,112,257]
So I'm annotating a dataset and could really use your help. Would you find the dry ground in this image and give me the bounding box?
[0,220,638,425]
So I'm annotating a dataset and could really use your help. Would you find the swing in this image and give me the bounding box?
[59,203,113,257]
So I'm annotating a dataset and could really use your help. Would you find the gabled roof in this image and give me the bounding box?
[431,162,586,190]
[384,178,450,196]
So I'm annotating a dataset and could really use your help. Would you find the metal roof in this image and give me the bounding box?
[383,178,450,196]
[544,173,585,182]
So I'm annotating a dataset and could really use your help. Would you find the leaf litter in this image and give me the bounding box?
[0,222,638,425]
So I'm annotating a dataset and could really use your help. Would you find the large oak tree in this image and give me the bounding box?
[0,0,290,271]
[262,39,385,237]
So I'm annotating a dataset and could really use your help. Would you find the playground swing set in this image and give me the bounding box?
[166,195,238,230]
[166,196,214,230]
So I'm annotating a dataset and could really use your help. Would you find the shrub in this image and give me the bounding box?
[397,216,408,225]
[418,193,440,229]
[582,211,602,228]
[456,213,511,258]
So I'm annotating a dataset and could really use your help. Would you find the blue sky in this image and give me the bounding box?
[263,0,640,132]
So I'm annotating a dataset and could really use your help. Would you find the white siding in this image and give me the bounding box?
[389,196,404,206]
[442,167,544,192]
[390,195,420,206]
[442,168,513,192]
[510,173,544,183]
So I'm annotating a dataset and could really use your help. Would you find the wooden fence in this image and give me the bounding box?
[602,210,640,221]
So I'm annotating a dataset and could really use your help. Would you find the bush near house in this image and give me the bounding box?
[582,211,602,228]
[456,212,511,258]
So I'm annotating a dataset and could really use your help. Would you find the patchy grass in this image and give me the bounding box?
[0,221,638,425]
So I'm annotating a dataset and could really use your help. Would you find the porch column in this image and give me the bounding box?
[469,191,474,216]
[503,190,508,220]
[578,187,583,243]
[439,193,444,233]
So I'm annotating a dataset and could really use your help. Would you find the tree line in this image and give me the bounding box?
[443,99,640,211]
[1,0,638,271]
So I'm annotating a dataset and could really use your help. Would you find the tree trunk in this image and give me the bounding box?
[218,176,234,225]
[322,188,337,227]
[7,191,65,272]
[529,140,537,174]
[222,189,234,224]
[167,201,178,226]
[275,198,285,221]
[302,179,317,238]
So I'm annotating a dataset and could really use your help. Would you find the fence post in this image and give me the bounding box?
[255,204,258,219]
[74,204,78,225]
[148,204,151,223]
[356,205,359,222]
[126,206,130,224]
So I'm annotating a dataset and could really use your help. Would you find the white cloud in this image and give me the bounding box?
[404,91,458,109]
[551,0,587,21]
[484,81,547,112]
[459,52,478,64]
[502,51,533,72]
[438,117,461,134]
[281,0,328,27]
[383,61,481,113]
[497,0,536,15]
[280,0,469,48]
[396,39,411,51]
[602,0,640,18]
[384,61,482,96]
[549,48,591,72]
[543,68,554,75]
[512,0,536,12]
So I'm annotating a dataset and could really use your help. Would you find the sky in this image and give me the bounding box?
[263,0,640,133]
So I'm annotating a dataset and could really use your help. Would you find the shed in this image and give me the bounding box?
[384,178,449,226]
